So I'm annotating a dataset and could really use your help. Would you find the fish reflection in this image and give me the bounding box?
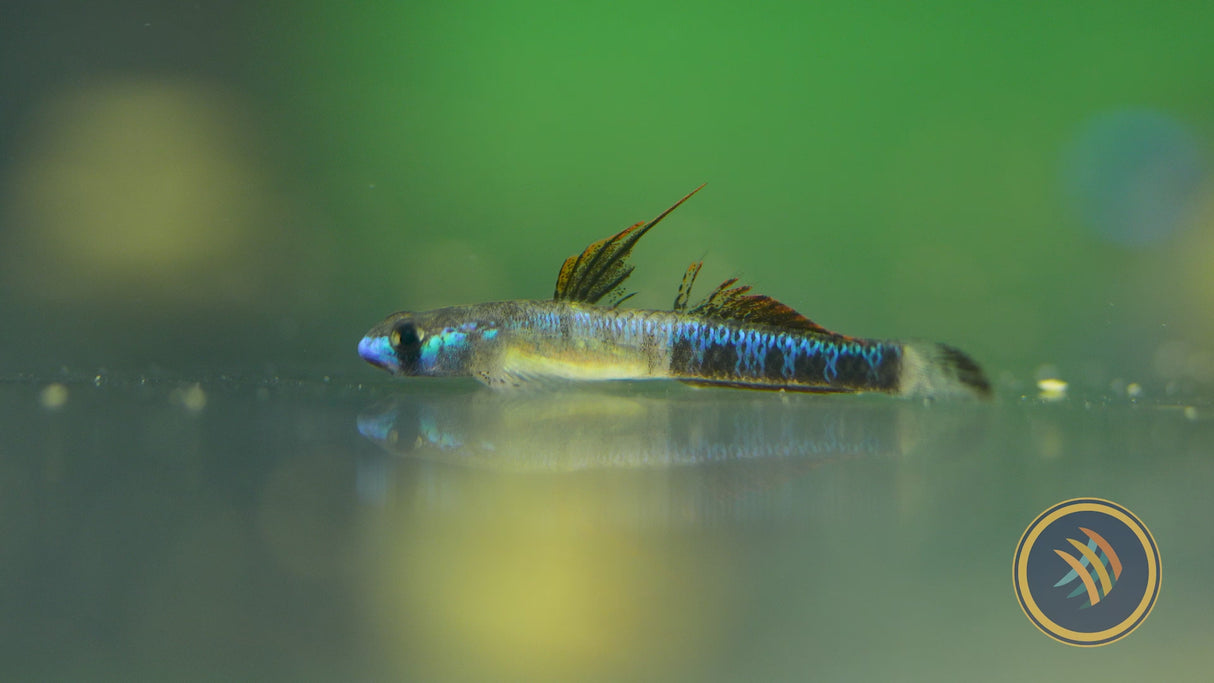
[358,388,913,472]
[352,388,965,525]
[353,389,985,677]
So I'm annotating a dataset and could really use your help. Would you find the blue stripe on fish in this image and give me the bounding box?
[418,327,469,372]
[667,318,901,391]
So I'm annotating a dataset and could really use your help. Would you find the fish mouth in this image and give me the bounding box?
[358,335,400,373]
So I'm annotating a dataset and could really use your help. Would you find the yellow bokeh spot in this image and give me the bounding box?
[38,383,69,410]
[363,474,728,680]
[2,79,270,303]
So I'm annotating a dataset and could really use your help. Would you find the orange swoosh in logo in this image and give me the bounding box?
[1053,527,1122,607]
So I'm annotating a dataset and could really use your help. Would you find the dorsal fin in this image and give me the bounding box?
[553,184,705,304]
[672,261,703,312]
[688,276,841,336]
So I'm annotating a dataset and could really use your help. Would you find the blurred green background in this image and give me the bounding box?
[3,1,1213,392]
[3,4,1214,682]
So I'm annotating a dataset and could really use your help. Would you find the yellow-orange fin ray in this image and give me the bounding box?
[1067,538,1113,596]
[1080,527,1122,579]
[1053,549,1102,606]
[553,185,705,305]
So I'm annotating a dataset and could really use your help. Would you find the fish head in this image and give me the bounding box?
[359,307,492,377]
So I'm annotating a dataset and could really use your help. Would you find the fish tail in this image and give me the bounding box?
[896,341,991,399]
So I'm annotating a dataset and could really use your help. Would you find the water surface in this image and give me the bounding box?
[3,376,1209,680]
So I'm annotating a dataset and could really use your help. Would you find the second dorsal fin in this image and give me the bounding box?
[553,185,704,305]
[679,263,840,335]
[672,261,703,312]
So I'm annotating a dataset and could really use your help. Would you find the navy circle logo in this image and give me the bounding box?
[1013,498,1161,646]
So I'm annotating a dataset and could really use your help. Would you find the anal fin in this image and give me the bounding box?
[678,379,855,394]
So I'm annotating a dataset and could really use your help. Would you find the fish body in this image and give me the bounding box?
[359,187,990,399]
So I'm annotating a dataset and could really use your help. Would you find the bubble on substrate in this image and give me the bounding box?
[1036,378,1068,402]
[1062,108,1209,247]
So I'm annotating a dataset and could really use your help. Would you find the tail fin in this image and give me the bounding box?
[898,341,992,399]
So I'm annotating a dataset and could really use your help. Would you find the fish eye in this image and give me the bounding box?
[390,321,423,348]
